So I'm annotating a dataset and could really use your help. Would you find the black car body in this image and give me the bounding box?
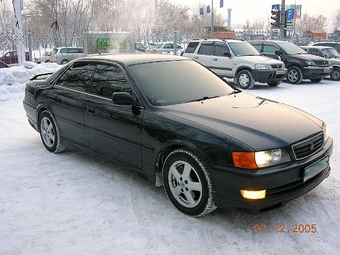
[301,45,340,81]
[23,54,333,216]
[249,40,332,84]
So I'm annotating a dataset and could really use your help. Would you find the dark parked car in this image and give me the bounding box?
[0,51,30,65]
[0,61,9,68]
[249,40,332,84]
[23,55,333,217]
[313,42,340,54]
[301,45,340,81]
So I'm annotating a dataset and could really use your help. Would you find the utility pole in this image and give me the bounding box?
[210,0,214,38]
[280,0,286,40]
[12,0,25,65]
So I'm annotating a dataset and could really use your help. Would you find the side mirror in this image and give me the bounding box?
[223,51,231,58]
[112,92,135,105]
[274,50,282,55]
[111,92,143,115]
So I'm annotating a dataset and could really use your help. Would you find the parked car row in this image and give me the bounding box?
[151,42,183,55]
[249,40,332,84]
[183,39,287,89]
[4,41,340,84]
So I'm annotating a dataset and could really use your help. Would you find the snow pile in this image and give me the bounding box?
[0,62,60,101]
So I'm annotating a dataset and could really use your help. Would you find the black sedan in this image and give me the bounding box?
[23,54,333,217]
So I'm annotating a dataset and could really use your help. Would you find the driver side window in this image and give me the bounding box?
[263,44,280,54]
[90,64,132,99]
[214,43,229,56]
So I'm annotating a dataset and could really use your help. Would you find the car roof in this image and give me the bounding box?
[77,54,189,66]
[249,40,290,44]
[301,45,333,49]
[191,39,243,43]
[313,41,340,45]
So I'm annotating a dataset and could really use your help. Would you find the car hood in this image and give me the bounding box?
[159,93,323,150]
[329,58,340,65]
[237,55,282,65]
[291,53,328,62]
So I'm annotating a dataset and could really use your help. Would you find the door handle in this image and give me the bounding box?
[213,58,217,61]
[87,107,95,113]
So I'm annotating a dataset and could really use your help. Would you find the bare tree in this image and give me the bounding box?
[333,8,340,31]
[295,13,328,34]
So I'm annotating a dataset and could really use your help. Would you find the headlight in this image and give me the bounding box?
[305,60,317,66]
[323,124,328,143]
[232,149,291,169]
[255,64,270,70]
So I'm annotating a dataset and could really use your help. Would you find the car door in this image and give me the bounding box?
[47,62,95,145]
[192,42,214,70]
[84,63,143,169]
[210,42,233,78]
[260,42,281,60]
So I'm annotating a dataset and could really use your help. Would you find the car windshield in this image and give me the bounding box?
[278,42,306,54]
[129,60,235,106]
[321,48,340,58]
[228,42,260,57]
[155,43,164,49]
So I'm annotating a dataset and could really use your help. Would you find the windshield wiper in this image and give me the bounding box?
[189,95,220,102]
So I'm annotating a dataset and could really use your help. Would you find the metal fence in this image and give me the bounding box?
[1,27,325,63]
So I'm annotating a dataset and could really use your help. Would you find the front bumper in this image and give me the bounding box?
[210,137,333,213]
[302,66,333,79]
[252,69,287,83]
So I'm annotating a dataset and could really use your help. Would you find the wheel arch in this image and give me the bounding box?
[234,66,253,77]
[154,141,210,187]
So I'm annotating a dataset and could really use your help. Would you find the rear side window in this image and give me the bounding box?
[60,48,67,53]
[55,62,95,92]
[185,42,199,53]
[198,43,214,55]
[68,48,79,53]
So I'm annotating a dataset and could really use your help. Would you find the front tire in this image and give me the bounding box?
[163,149,216,217]
[39,111,66,153]
[236,70,255,89]
[330,68,340,81]
[287,66,303,84]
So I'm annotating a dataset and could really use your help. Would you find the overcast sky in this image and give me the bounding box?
[171,0,340,30]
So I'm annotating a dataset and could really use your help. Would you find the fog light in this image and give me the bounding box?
[240,189,266,199]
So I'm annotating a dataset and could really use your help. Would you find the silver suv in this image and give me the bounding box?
[50,47,83,64]
[183,39,286,89]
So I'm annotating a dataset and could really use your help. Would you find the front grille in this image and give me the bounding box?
[291,132,323,160]
[315,60,330,67]
[270,64,283,69]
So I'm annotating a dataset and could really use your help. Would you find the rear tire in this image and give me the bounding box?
[163,149,216,217]
[236,70,255,89]
[287,66,303,84]
[39,111,66,153]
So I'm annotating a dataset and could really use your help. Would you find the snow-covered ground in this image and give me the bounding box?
[0,62,339,255]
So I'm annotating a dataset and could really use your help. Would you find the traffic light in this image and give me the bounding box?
[271,10,280,28]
